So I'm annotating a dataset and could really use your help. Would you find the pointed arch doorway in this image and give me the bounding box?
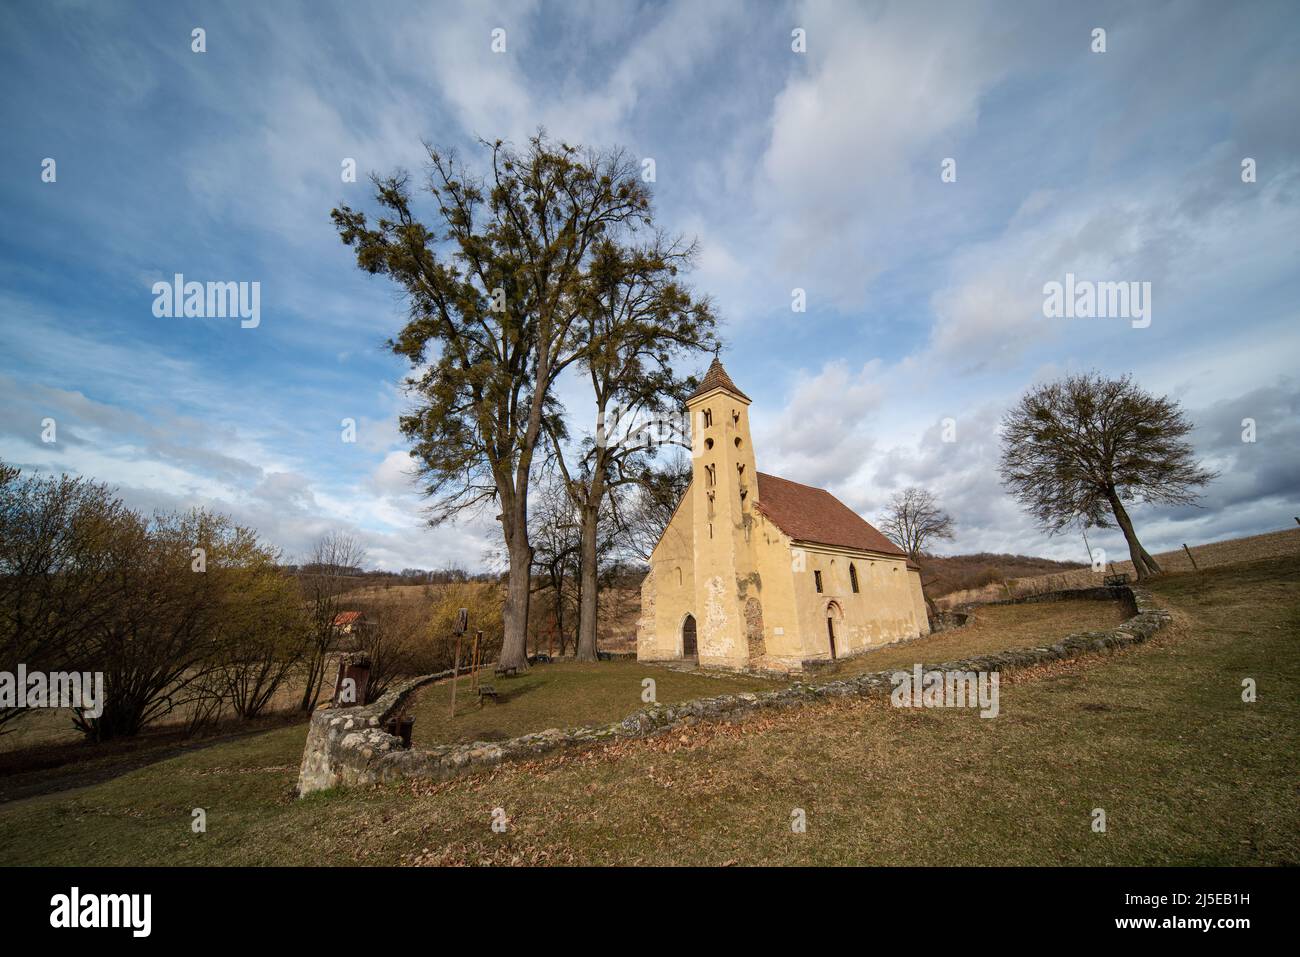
[825,601,843,659]
[681,614,698,659]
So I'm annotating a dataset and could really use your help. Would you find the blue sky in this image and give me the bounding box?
[1,0,1298,570]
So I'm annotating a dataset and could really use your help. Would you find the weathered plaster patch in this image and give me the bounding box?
[701,575,731,658]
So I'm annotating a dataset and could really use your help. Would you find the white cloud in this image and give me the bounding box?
[926,154,1300,371]
[755,358,887,490]
[753,0,1012,308]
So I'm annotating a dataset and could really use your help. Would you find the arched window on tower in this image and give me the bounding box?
[850,563,860,593]
[703,408,713,429]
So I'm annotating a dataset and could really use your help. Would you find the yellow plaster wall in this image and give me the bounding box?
[637,373,930,673]
[746,513,806,668]
[686,390,759,670]
[637,485,695,661]
[641,501,932,672]
[788,546,929,664]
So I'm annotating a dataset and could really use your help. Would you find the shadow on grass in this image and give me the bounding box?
[0,711,309,806]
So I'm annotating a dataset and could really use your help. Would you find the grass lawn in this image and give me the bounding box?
[826,598,1129,676]
[406,660,781,747]
[405,597,1128,747]
[0,555,1294,866]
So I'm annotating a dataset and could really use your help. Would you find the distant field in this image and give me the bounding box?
[337,580,640,652]
[918,552,1085,598]
[936,527,1300,608]
[597,587,641,650]
[0,660,316,756]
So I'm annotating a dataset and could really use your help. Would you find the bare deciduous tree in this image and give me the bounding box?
[352,598,426,702]
[615,450,692,563]
[2,462,319,741]
[72,509,282,741]
[878,487,955,561]
[998,372,1216,580]
[297,531,365,712]
[529,477,582,656]
[0,466,129,731]
[216,552,309,720]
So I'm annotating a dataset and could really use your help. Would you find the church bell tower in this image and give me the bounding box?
[684,359,760,668]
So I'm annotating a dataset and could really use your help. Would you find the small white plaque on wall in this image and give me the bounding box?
[773,627,785,636]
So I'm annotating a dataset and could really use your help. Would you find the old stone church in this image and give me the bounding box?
[637,359,930,673]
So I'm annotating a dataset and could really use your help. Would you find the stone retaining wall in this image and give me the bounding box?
[928,609,971,632]
[296,586,1170,797]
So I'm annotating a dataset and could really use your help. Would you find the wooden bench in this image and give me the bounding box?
[477,685,498,705]
[1103,573,1130,587]
[494,665,518,677]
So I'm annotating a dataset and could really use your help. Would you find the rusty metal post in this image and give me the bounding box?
[333,653,371,707]
[1182,543,1199,571]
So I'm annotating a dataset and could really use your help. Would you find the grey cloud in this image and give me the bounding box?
[0,375,264,487]
[767,367,1300,564]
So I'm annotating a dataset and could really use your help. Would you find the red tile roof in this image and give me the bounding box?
[333,611,362,627]
[688,358,751,402]
[755,473,905,558]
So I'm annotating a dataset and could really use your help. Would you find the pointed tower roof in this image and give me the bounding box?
[687,357,750,402]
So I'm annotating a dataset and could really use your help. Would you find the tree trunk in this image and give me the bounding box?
[1106,489,1161,580]
[499,527,533,671]
[554,583,567,657]
[575,501,600,661]
[298,657,320,713]
[1137,540,1162,575]
[299,645,327,713]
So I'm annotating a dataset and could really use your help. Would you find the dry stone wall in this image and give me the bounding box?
[297,586,1170,797]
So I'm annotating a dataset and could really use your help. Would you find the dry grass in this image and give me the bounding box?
[0,659,320,755]
[825,598,1129,676]
[405,596,1127,746]
[0,553,1293,866]
[918,552,1085,598]
[405,660,780,747]
[936,526,1300,608]
[0,708,82,753]
[596,587,641,651]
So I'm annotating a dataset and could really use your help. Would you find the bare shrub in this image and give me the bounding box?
[0,466,132,732]
[297,531,364,712]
